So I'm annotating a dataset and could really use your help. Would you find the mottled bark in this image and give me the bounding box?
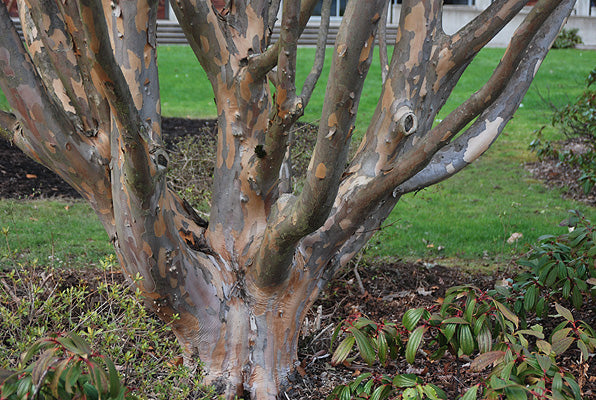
[0,0,576,398]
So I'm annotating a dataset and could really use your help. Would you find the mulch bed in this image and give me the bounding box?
[1,119,595,399]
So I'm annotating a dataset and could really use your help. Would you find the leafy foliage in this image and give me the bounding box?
[0,332,131,400]
[552,28,583,49]
[329,212,596,399]
[0,257,217,400]
[509,210,596,317]
[530,67,596,194]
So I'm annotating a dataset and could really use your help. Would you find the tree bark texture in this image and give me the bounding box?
[0,0,576,398]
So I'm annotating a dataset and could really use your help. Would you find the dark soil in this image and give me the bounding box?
[0,117,218,200]
[526,138,596,206]
[1,119,594,399]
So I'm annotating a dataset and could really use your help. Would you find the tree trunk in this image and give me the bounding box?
[0,0,577,398]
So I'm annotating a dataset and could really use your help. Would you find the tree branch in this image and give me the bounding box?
[248,0,318,79]
[0,1,114,222]
[300,0,332,107]
[427,0,561,150]
[110,0,161,137]
[449,0,528,67]
[266,0,282,37]
[79,0,157,200]
[256,0,312,207]
[377,0,390,84]
[250,0,386,289]
[169,0,230,77]
[396,1,573,195]
[300,0,575,285]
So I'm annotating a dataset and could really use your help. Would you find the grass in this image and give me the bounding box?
[0,199,112,268]
[1,46,595,269]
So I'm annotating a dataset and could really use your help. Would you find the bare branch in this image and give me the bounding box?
[449,0,528,67]
[266,0,282,35]
[110,0,161,137]
[79,0,155,198]
[256,0,313,207]
[170,0,230,76]
[53,0,110,133]
[303,0,575,283]
[250,0,386,289]
[396,2,571,195]
[300,0,332,107]
[378,0,390,84]
[426,0,561,154]
[248,0,318,78]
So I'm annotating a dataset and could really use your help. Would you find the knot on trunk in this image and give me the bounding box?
[392,106,417,136]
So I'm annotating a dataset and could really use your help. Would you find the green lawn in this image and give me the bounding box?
[1,46,595,269]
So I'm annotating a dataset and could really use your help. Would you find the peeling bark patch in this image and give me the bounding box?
[179,228,214,254]
[315,163,327,179]
[463,117,504,163]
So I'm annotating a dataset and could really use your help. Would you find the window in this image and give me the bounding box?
[313,0,348,18]
[443,0,475,5]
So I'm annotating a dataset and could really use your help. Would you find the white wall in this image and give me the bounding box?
[390,3,596,48]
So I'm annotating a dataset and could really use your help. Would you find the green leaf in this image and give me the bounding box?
[536,297,546,317]
[517,329,544,339]
[370,384,391,400]
[441,323,457,343]
[56,336,86,356]
[493,300,518,328]
[426,384,447,400]
[331,336,355,365]
[563,376,582,400]
[330,323,343,350]
[405,326,426,364]
[458,325,475,355]
[102,355,122,398]
[349,327,376,366]
[535,354,552,373]
[65,361,82,394]
[552,336,574,356]
[464,298,476,323]
[50,358,71,397]
[503,385,528,400]
[555,303,574,322]
[32,348,58,385]
[441,317,469,325]
[392,374,420,388]
[523,285,537,312]
[552,373,563,393]
[571,286,583,309]
[20,338,48,366]
[339,385,351,400]
[460,385,479,400]
[577,339,589,360]
[536,340,552,355]
[68,332,93,355]
[376,330,388,365]
[477,326,492,353]
[402,308,428,331]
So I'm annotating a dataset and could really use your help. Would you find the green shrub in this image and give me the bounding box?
[553,28,583,49]
[0,258,218,400]
[1,332,131,400]
[530,67,596,194]
[510,211,596,317]
[329,212,596,399]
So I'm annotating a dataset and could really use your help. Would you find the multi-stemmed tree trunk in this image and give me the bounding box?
[0,0,576,398]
